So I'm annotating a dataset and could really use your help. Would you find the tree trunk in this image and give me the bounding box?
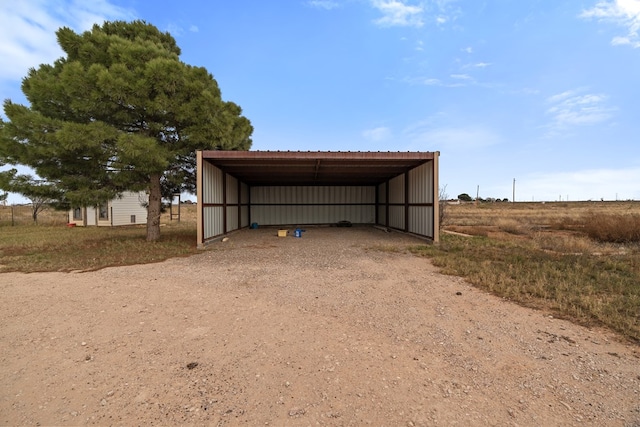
[146,173,162,242]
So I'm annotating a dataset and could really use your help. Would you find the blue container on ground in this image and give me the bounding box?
[294,228,302,238]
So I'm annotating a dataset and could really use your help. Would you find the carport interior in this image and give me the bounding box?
[196,151,439,247]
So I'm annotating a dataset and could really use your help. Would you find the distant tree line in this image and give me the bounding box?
[457,193,509,203]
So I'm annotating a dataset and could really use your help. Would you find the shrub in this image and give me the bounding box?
[583,213,640,243]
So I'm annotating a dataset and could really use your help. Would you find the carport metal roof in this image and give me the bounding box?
[200,150,437,186]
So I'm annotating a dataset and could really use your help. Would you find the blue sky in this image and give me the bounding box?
[1,0,639,203]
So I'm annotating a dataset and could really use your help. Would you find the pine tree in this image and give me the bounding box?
[0,20,252,241]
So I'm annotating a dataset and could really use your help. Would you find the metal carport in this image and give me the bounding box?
[196,151,440,248]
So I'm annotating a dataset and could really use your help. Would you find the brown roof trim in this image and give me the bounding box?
[200,150,438,186]
[201,150,437,160]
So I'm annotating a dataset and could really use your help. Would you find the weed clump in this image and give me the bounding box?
[583,213,640,243]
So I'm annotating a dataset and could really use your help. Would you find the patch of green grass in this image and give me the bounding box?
[0,223,198,273]
[410,234,640,343]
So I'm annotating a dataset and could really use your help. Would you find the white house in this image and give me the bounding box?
[68,191,148,227]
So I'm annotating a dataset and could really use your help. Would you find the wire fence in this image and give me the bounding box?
[0,204,68,226]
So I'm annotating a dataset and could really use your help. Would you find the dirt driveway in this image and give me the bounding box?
[1,227,639,426]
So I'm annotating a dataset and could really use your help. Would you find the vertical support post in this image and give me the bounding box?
[237,179,242,229]
[404,171,409,232]
[433,151,440,243]
[375,183,379,225]
[385,179,390,228]
[247,185,252,226]
[222,172,227,234]
[196,150,203,248]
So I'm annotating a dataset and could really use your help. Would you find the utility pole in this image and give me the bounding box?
[476,185,480,206]
[512,178,516,203]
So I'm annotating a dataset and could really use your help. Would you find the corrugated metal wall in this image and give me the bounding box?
[376,162,435,238]
[202,162,225,239]
[241,183,249,228]
[226,175,238,232]
[377,182,387,225]
[407,162,434,237]
[250,186,376,225]
[387,175,405,230]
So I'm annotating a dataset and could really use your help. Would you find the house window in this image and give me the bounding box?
[130,215,136,223]
[99,205,109,220]
[73,207,82,220]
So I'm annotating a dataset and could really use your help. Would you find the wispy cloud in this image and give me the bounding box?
[362,126,392,141]
[307,0,341,10]
[369,0,460,28]
[0,0,133,82]
[545,88,616,130]
[371,0,424,27]
[450,73,472,80]
[404,122,502,152]
[404,73,477,87]
[580,0,640,48]
[166,22,201,37]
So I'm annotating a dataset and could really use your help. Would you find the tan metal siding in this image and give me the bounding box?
[226,206,239,231]
[226,175,238,204]
[203,206,224,238]
[388,206,405,229]
[202,162,223,204]
[240,182,249,204]
[407,162,434,237]
[408,162,433,204]
[201,162,225,241]
[388,175,405,229]
[408,206,433,237]
[250,186,375,225]
[376,182,386,226]
[241,205,249,227]
[388,175,404,204]
[251,205,375,225]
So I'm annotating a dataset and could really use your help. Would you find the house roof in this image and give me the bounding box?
[200,151,438,186]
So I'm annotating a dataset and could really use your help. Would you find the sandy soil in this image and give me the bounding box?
[1,227,639,426]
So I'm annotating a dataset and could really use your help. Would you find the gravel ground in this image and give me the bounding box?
[1,226,639,426]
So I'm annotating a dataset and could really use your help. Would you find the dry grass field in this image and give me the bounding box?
[0,203,199,272]
[416,200,640,342]
[1,200,639,342]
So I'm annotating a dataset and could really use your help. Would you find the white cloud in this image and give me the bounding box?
[404,124,502,152]
[369,0,460,28]
[362,126,392,141]
[450,73,472,80]
[545,88,616,129]
[0,0,133,82]
[371,0,424,27]
[580,0,640,48]
[308,0,341,10]
[189,25,200,33]
[422,78,442,85]
[520,167,640,201]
